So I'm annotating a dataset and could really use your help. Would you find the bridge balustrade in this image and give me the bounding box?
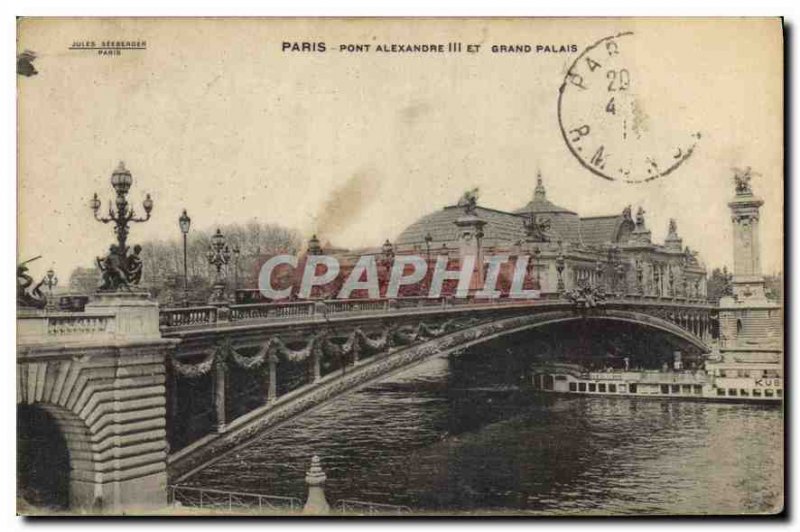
[229,301,315,321]
[18,311,117,341]
[393,296,446,309]
[323,298,390,314]
[159,306,219,328]
[158,292,712,332]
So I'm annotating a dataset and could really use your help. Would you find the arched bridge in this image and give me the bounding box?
[158,293,715,482]
[16,291,715,511]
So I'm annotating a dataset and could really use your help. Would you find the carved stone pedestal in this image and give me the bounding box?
[84,290,161,341]
[303,455,330,515]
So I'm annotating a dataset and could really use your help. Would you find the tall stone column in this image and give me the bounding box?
[717,172,781,361]
[728,176,766,301]
[453,194,487,295]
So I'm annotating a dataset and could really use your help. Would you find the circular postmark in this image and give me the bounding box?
[558,32,701,184]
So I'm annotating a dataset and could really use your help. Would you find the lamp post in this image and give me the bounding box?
[42,267,58,310]
[380,240,395,299]
[307,234,323,256]
[89,162,153,290]
[381,239,395,268]
[232,243,241,295]
[178,209,191,305]
[206,228,232,304]
[555,241,565,293]
[532,246,542,288]
[424,232,433,264]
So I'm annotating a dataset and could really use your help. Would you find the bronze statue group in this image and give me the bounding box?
[96,244,143,291]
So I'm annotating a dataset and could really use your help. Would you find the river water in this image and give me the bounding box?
[188,349,784,515]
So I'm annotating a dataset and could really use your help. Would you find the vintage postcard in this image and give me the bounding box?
[16,17,783,516]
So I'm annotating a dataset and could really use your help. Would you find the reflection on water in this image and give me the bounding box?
[189,351,783,515]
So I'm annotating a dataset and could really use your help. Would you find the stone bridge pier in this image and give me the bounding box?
[17,292,175,513]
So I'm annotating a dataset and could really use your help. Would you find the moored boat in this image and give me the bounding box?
[531,362,782,402]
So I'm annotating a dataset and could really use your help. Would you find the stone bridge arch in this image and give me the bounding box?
[382,309,711,370]
[503,309,711,354]
[17,400,98,510]
[16,344,171,513]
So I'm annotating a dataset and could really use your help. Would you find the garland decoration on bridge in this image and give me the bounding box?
[194,318,480,377]
[332,319,461,357]
[348,326,396,353]
[393,326,421,345]
[267,336,319,363]
[322,329,366,361]
[226,341,271,370]
[414,319,458,339]
[170,350,216,378]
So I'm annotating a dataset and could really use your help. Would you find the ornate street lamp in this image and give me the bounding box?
[178,209,191,304]
[232,243,241,292]
[206,228,232,304]
[424,232,433,264]
[307,234,323,256]
[532,246,542,288]
[90,162,153,290]
[381,239,395,269]
[555,241,565,293]
[42,267,58,310]
[90,162,153,252]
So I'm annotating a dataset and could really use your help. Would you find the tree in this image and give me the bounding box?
[764,273,783,304]
[68,222,302,305]
[68,266,101,294]
[706,267,732,304]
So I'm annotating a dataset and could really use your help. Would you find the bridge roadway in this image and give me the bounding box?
[160,293,715,483]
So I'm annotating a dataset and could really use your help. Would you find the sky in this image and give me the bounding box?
[17,18,783,283]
